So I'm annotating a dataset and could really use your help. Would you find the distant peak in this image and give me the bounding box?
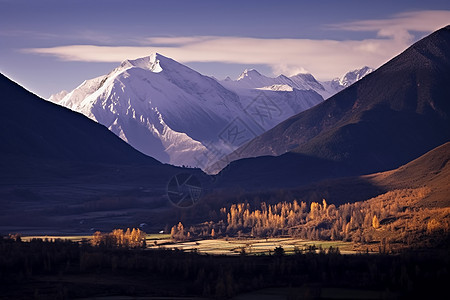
[290,73,315,80]
[353,66,373,73]
[347,66,374,75]
[237,69,262,80]
[48,90,69,103]
[336,66,374,87]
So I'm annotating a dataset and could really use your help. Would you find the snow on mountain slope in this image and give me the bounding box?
[53,53,250,168]
[336,66,374,87]
[257,84,293,92]
[221,69,328,97]
[50,54,328,171]
[48,90,68,103]
[321,66,374,96]
[220,66,374,100]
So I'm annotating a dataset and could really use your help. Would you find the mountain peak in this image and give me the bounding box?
[120,53,164,73]
[237,69,262,80]
[290,73,317,82]
[48,90,68,103]
[336,66,374,87]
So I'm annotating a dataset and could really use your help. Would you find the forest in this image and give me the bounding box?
[1,234,449,299]
[171,187,450,252]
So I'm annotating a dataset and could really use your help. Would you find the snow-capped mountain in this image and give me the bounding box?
[335,66,374,88]
[220,66,373,100]
[221,69,330,97]
[50,53,323,170]
[48,90,68,103]
[324,66,374,92]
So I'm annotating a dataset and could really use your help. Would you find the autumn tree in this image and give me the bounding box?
[372,215,380,229]
[90,228,146,248]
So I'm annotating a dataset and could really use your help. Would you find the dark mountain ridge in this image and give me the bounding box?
[217,25,450,189]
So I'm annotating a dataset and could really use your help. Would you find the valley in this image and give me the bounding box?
[0,6,449,298]
[21,234,356,255]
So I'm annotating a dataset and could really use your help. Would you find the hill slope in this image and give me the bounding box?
[368,142,450,207]
[280,141,450,207]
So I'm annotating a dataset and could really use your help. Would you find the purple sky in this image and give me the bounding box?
[1,0,450,98]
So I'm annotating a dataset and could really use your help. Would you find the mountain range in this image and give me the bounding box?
[216,25,450,189]
[1,25,450,237]
[0,49,372,233]
[49,55,371,171]
[219,66,373,99]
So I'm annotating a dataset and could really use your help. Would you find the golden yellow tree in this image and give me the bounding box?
[91,231,102,246]
[372,215,380,229]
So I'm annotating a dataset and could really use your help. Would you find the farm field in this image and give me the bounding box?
[21,234,356,255]
[149,237,356,255]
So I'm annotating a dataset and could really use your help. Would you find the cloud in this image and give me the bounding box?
[22,45,153,62]
[22,10,450,80]
[20,37,409,80]
[328,10,450,41]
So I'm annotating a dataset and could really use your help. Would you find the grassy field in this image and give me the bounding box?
[21,234,356,255]
[148,236,356,255]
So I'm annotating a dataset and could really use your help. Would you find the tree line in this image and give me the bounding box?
[91,228,146,248]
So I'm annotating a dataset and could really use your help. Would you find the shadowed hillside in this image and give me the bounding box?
[217,25,450,189]
[0,74,205,234]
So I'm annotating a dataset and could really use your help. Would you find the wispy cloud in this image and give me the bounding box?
[22,10,450,80]
[16,36,412,80]
[328,10,450,41]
